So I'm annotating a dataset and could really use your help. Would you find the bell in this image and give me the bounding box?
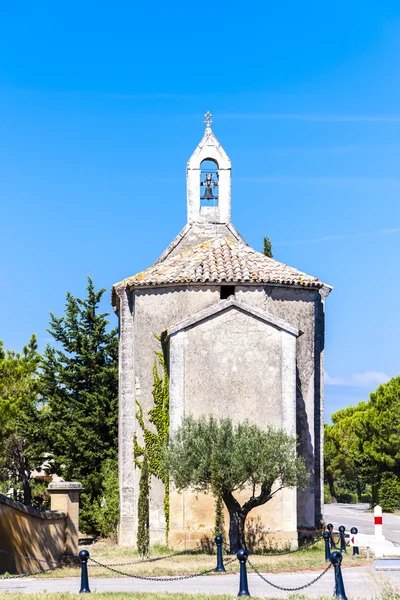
[201,186,216,200]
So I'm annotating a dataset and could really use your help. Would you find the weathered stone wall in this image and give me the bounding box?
[236,285,324,527]
[184,308,283,425]
[125,286,220,544]
[168,304,298,547]
[0,494,66,575]
[118,282,324,546]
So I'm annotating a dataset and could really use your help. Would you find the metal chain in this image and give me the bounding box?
[254,536,322,557]
[88,556,236,581]
[0,547,72,567]
[0,563,66,580]
[87,545,204,568]
[297,529,325,534]
[0,544,204,574]
[247,557,332,592]
[223,534,322,557]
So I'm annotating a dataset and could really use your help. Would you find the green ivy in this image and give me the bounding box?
[134,342,170,542]
[137,451,150,556]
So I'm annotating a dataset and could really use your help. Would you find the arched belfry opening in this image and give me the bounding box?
[186,112,232,225]
[200,159,219,206]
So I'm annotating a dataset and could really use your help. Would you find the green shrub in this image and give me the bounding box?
[361,484,372,504]
[324,484,334,504]
[92,458,119,539]
[379,472,400,513]
[31,479,51,510]
[335,487,358,503]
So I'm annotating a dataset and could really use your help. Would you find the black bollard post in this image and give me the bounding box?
[338,525,346,553]
[236,548,250,597]
[322,530,331,561]
[327,523,336,549]
[330,551,348,600]
[79,549,91,594]
[215,535,226,572]
[350,527,359,556]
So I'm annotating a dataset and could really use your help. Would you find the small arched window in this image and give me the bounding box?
[200,159,219,206]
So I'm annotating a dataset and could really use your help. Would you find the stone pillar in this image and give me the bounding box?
[317,285,332,523]
[48,482,83,556]
[281,329,298,547]
[117,288,137,546]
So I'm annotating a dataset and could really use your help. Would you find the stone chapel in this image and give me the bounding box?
[112,114,332,547]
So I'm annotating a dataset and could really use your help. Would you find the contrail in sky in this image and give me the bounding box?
[275,228,400,246]
[218,113,400,123]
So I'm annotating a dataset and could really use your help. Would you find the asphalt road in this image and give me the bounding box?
[324,503,400,545]
[1,568,399,599]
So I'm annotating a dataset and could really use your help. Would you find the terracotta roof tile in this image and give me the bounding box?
[113,237,324,290]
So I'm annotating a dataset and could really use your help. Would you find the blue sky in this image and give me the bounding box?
[1,1,400,420]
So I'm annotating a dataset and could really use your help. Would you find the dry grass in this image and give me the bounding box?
[2,538,372,580]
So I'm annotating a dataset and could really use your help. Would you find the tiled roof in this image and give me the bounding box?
[113,237,323,290]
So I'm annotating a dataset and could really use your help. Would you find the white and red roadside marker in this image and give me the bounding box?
[349,505,400,559]
[374,505,386,558]
[374,505,383,539]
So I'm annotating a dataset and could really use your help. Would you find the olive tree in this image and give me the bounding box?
[167,416,308,552]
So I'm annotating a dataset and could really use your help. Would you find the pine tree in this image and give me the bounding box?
[137,452,150,557]
[263,236,273,258]
[40,278,118,532]
[0,335,41,505]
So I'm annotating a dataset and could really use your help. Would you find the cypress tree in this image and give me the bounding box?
[215,495,225,538]
[137,451,150,557]
[40,277,118,533]
[263,236,273,258]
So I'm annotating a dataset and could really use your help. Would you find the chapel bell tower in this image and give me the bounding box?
[186,112,232,225]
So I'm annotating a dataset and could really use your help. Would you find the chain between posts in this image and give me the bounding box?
[84,544,205,567]
[223,533,322,557]
[0,547,73,567]
[0,543,205,575]
[88,556,236,581]
[247,557,333,592]
[0,532,326,582]
[0,547,74,579]
[0,564,66,580]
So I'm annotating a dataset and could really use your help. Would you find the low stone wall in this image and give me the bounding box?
[0,494,67,574]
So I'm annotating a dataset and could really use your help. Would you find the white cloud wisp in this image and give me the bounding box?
[325,371,390,388]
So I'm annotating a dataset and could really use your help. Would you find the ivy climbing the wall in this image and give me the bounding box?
[134,341,170,543]
[137,451,150,556]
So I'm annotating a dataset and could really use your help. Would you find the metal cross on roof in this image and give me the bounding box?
[204,111,213,128]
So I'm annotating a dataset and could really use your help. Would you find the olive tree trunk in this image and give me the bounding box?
[222,483,273,553]
[228,508,246,552]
